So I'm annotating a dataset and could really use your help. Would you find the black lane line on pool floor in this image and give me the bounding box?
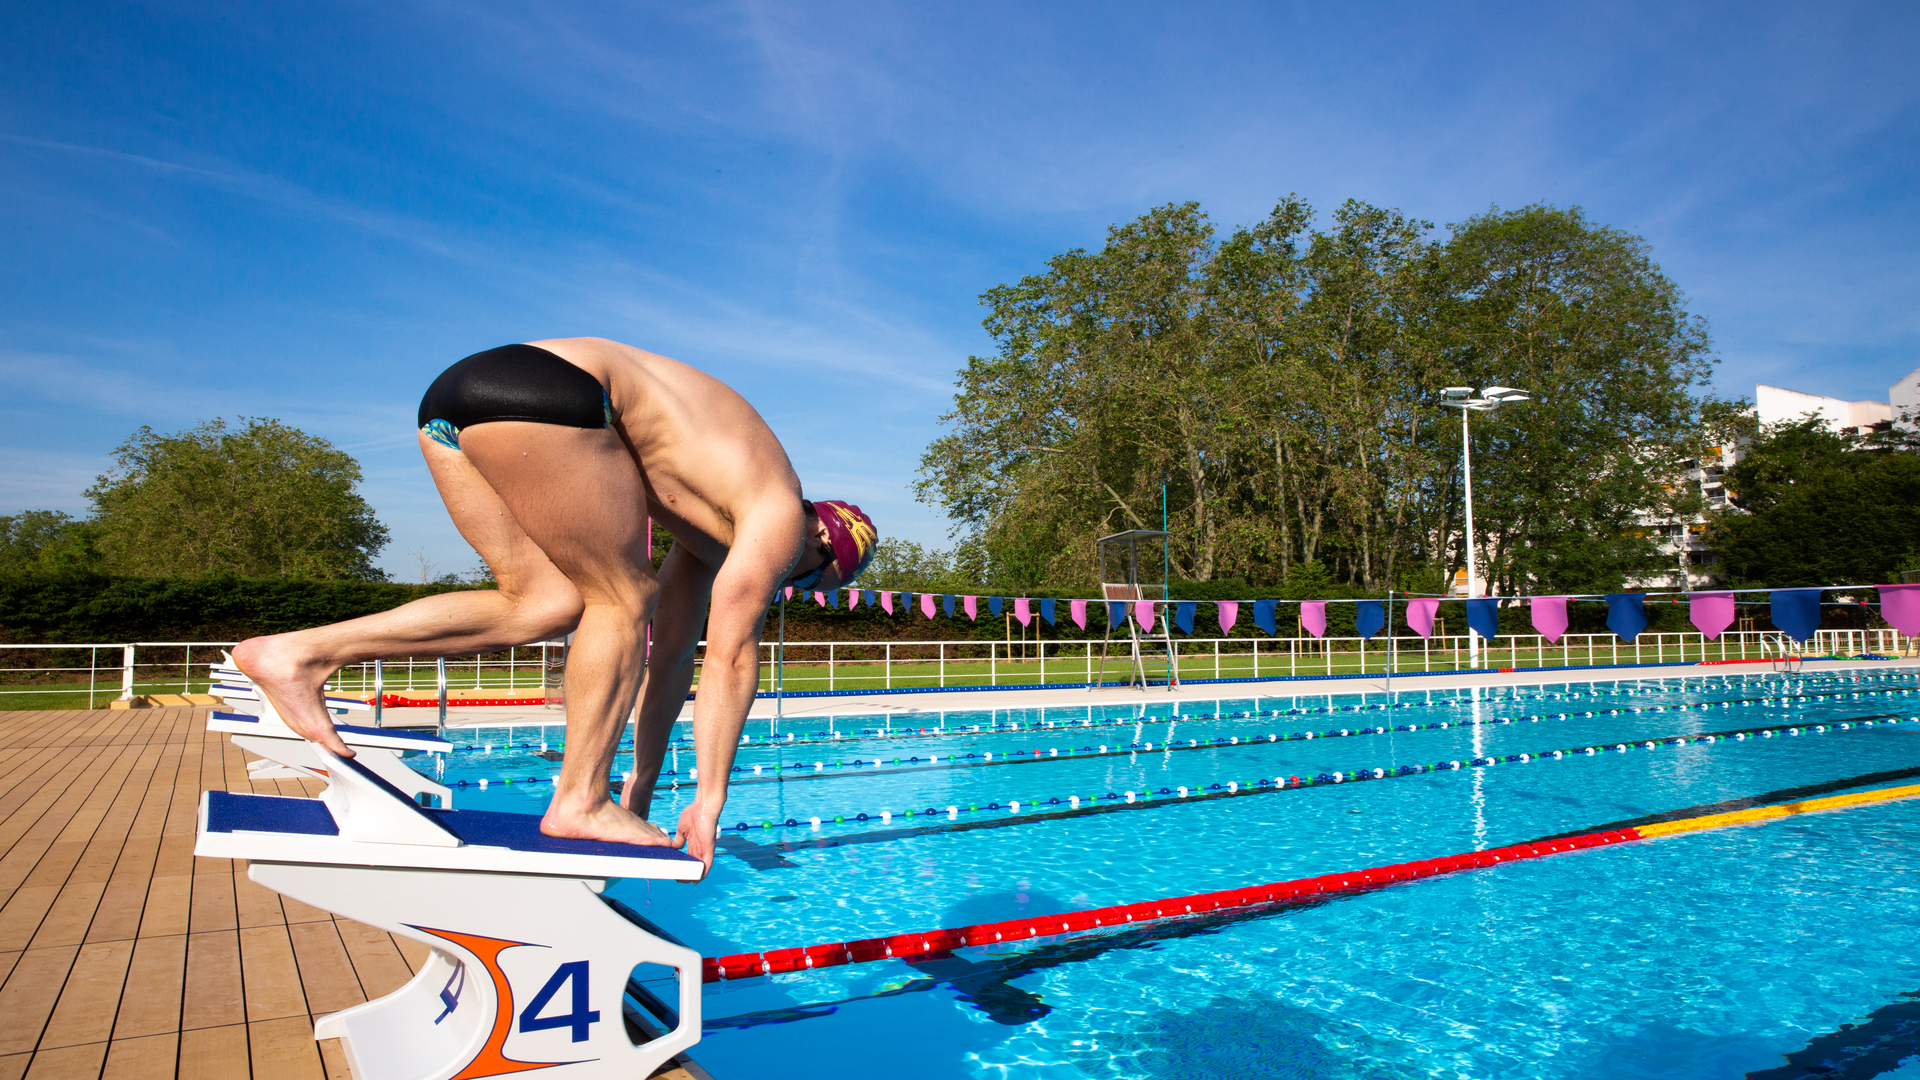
[1532,764,1920,842]
[711,713,1906,869]
[704,786,1920,1033]
[634,683,1920,796]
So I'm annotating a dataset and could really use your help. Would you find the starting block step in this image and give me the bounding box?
[210,709,454,806]
[197,745,704,1080]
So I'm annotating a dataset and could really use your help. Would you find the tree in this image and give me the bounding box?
[85,418,390,580]
[0,511,101,574]
[917,197,1720,596]
[1705,418,1920,585]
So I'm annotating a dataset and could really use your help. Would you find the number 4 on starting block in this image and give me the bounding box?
[197,743,706,1080]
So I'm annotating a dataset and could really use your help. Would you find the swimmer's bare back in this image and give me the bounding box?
[529,337,804,562]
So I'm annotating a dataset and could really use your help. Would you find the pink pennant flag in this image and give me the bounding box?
[1014,597,1032,626]
[1070,599,1088,629]
[1300,601,1327,639]
[847,589,859,610]
[881,591,894,615]
[1531,596,1569,643]
[963,595,978,620]
[1879,584,1920,636]
[1135,601,1156,632]
[1406,598,1439,639]
[1217,601,1238,634]
[920,593,937,618]
[783,586,793,601]
[1688,591,1735,641]
[813,591,827,607]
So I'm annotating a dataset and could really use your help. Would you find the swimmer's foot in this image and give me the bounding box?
[541,796,674,847]
[231,635,356,758]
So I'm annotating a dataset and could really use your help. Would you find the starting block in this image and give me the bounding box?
[196,742,706,1080]
[209,658,452,806]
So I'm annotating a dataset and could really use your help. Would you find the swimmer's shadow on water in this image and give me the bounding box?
[704,890,1338,1033]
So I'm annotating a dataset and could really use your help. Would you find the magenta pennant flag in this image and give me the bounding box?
[1135,601,1156,632]
[1070,599,1088,629]
[1406,598,1439,639]
[847,589,859,610]
[783,586,793,601]
[881,591,894,615]
[1689,591,1735,641]
[1217,601,1239,634]
[1014,597,1033,626]
[1531,596,1569,644]
[963,595,978,620]
[920,592,937,619]
[1300,601,1327,639]
[1880,584,1920,636]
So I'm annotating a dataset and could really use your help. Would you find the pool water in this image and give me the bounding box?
[428,670,1920,1079]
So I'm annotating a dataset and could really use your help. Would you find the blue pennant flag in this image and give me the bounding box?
[1354,600,1385,641]
[1040,599,1057,625]
[1108,601,1127,629]
[989,596,1004,617]
[900,592,914,613]
[1253,600,1277,636]
[1174,601,1196,635]
[1466,597,1500,641]
[1605,593,1647,643]
[1770,588,1823,643]
[942,594,956,617]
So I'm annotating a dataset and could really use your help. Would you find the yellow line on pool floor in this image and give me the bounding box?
[1634,782,1920,840]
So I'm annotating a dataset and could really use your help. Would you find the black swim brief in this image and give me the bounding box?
[417,344,614,450]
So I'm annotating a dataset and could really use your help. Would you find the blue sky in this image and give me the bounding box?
[2,1,1915,580]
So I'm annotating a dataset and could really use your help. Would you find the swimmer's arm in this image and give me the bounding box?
[673,517,802,871]
[626,544,713,809]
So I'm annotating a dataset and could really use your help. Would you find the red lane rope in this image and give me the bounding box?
[699,827,1639,982]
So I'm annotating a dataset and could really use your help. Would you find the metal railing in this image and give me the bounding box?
[3,628,1912,708]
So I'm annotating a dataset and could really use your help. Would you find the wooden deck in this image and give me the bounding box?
[0,707,710,1080]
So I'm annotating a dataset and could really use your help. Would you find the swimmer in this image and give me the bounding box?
[233,338,876,875]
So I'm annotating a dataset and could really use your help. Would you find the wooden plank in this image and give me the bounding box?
[232,871,285,930]
[180,932,242,1032]
[84,881,149,947]
[177,1024,246,1079]
[111,934,185,1041]
[318,1036,352,1080]
[335,920,415,1001]
[19,1042,107,1080]
[0,888,60,954]
[0,1051,25,1080]
[39,938,135,1049]
[393,934,430,974]
[100,1032,177,1080]
[187,874,235,936]
[135,878,188,941]
[238,925,306,1022]
[26,881,105,951]
[249,1015,325,1080]
[287,922,363,1017]
[0,946,78,1055]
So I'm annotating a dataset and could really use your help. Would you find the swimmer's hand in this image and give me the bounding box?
[673,802,721,880]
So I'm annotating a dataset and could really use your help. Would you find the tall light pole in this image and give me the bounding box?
[1440,386,1531,667]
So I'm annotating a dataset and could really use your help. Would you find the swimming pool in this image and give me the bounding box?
[425,669,1920,1079]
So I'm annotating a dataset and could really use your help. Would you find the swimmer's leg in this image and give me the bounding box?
[456,421,669,847]
[233,431,585,758]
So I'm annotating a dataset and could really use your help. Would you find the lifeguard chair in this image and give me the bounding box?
[1093,530,1179,691]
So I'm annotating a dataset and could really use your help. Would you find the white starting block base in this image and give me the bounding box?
[197,744,705,1080]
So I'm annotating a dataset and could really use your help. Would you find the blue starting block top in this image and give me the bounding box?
[197,747,702,881]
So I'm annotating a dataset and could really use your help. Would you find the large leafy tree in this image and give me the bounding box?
[0,511,100,574]
[1706,419,1920,586]
[919,198,1720,594]
[86,418,391,580]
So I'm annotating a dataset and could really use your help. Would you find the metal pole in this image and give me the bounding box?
[373,659,384,728]
[436,657,448,739]
[776,596,785,723]
[1462,407,1479,669]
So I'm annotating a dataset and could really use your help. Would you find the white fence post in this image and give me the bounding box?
[118,644,136,702]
